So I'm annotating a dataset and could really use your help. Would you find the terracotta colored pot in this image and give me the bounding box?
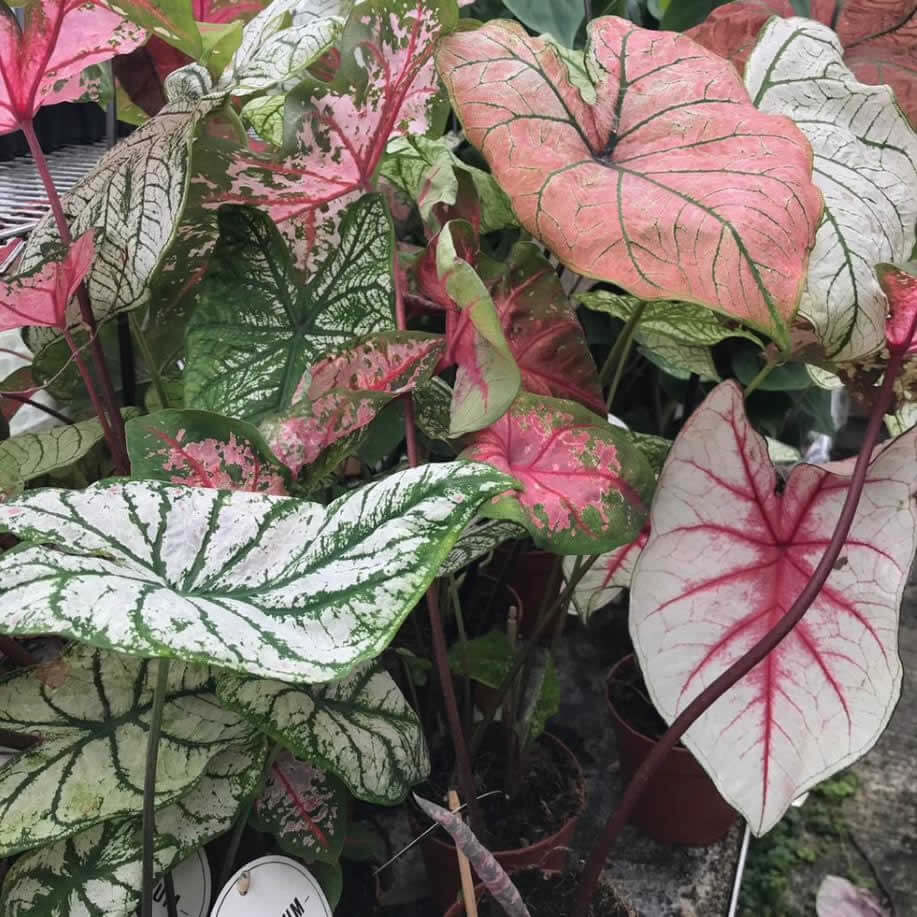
[607,655,737,846]
[421,732,585,913]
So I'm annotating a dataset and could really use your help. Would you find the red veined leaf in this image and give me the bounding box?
[193,0,269,23]
[0,0,147,135]
[200,0,458,269]
[630,381,917,834]
[264,331,444,477]
[877,263,917,356]
[461,393,655,554]
[0,232,94,333]
[436,17,823,344]
[688,0,917,123]
[125,409,290,494]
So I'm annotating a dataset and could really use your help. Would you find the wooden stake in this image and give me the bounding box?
[448,789,479,917]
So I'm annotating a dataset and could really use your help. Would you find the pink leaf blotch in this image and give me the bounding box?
[876,263,917,356]
[436,17,823,344]
[0,0,147,135]
[630,381,917,833]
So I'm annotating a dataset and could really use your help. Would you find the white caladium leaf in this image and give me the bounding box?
[251,750,349,863]
[439,518,526,577]
[0,645,251,856]
[216,0,349,95]
[185,195,394,423]
[0,464,514,682]
[217,662,429,803]
[0,740,266,917]
[19,96,220,324]
[630,382,917,834]
[746,18,917,361]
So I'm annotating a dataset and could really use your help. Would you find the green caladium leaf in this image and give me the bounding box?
[0,463,515,681]
[0,740,266,917]
[379,136,516,234]
[251,750,349,863]
[126,409,291,493]
[0,645,251,857]
[99,0,202,57]
[578,291,762,380]
[501,0,584,48]
[185,195,395,424]
[0,409,140,499]
[217,662,429,803]
[309,860,343,910]
[19,95,221,325]
[241,93,285,145]
[439,518,526,577]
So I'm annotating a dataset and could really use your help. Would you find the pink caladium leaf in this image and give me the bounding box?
[816,875,889,917]
[201,0,458,269]
[436,17,823,345]
[0,0,147,135]
[688,1,917,123]
[630,381,917,834]
[193,0,268,23]
[0,232,94,333]
[877,263,917,356]
[461,393,655,554]
[125,409,291,494]
[264,331,444,477]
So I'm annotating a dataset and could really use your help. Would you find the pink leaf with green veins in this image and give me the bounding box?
[461,393,655,554]
[876,263,917,355]
[0,232,94,332]
[0,1,147,135]
[435,17,823,345]
[201,0,457,269]
[630,381,917,834]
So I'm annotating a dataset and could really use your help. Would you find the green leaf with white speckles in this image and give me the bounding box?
[217,662,429,803]
[0,463,515,682]
[185,194,395,424]
[0,645,251,858]
[100,0,202,57]
[0,740,267,917]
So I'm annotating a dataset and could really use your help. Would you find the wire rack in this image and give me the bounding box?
[0,141,108,242]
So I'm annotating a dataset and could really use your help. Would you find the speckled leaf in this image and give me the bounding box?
[251,750,349,862]
[461,393,654,554]
[127,409,290,493]
[185,195,394,423]
[436,18,823,344]
[217,662,429,803]
[216,0,349,95]
[19,96,220,323]
[0,464,514,682]
[631,381,917,833]
[0,741,266,917]
[0,645,251,857]
[579,291,762,381]
[746,17,917,360]
[413,376,452,441]
[100,0,201,57]
[264,332,444,477]
[201,0,458,269]
[195,0,270,23]
[439,518,526,576]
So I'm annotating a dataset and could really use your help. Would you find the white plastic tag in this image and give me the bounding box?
[210,855,332,917]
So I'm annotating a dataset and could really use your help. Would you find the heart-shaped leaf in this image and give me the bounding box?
[200,0,458,269]
[217,662,429,803]
[436,17,823,344]
[746,17,917,361]
[185,195,394,424]
[461,393,655,554]
[0,0,147,135]
[0,645,252,856]
[126,409,291,493]
[439,518,526,577]
[0,740,267,917]
[251,750,349,863]
[630,381,917,834]
[0,463,514,682]
[99,0,202,57]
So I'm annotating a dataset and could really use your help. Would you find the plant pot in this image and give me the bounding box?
[421,731,585,913]
[606,654,737,846]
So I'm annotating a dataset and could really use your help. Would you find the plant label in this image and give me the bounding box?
[209,855,331,917]
[135,849,211,917]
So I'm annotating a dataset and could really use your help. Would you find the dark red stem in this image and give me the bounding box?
[20,120,129,474]
[0,391,73,426]
[0,636,36,667]
[573,348,908,915]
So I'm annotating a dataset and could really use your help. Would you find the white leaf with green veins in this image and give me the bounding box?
[217,662,429,803]
[19,98,219,325]
[746,18,917,361]
[217,0,350,95]
[0,464,514,682]
[439,518,525,577]
[0,646,251,857]
[0,740,266,917]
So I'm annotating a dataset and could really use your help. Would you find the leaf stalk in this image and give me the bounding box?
[141,658,170,917]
